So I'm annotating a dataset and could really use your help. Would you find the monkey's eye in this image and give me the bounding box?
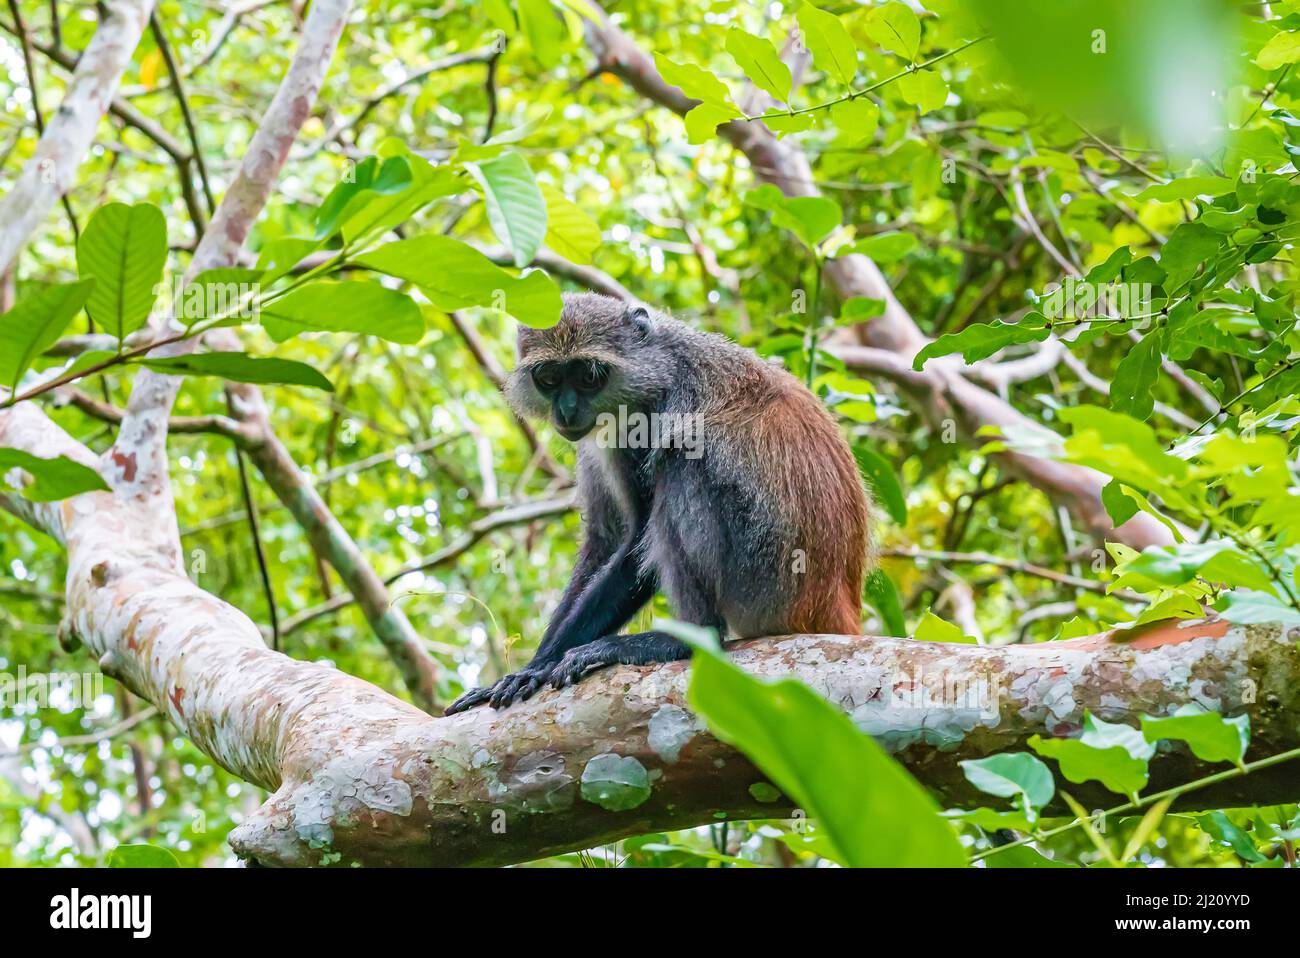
[576,362,609,392]
[531,365,562,393]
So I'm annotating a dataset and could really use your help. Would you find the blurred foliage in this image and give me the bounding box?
[1,0,1299,867]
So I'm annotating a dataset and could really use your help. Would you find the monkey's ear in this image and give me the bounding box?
[627,304,652,337]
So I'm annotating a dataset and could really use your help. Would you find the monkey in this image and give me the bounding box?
[445,293,871,714]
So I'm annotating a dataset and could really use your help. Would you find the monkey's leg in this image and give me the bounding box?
[546,631,692,689]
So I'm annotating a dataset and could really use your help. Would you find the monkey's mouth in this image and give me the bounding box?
[556,423,594,441]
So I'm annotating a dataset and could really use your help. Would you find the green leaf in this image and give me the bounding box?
[1141,705,1250,765]
[1124,542,1276,593]
[1101,479,1139,527]
[106,843,180,868]
[76,202,167,342]
[912,316,1048,370]
[355,235,562,328]
[744,184,841,249]
[725,28,792,103]
[960,752,1056,809]
[517,0,566,68]
[1110,332,1163,422]
[0,448,109,502]
[1195,811,1267,862]
[914,610,975,644]
[853,445,906,524]
[173,268,263,328]
[260,282,424,344]
[983,845,1077,868]
[897,69,948,114]
[864,568,906,637]
[1215,589,1300,626]
[686,643,966,867]
[1030,712,1153,796]
[465,152,548,268]
[540,184,601,264]
[1256,30,1300,70]
[139,353,334,392]
[829,98,879,144]
[838,297,885,324]
[0,279,96,391]
[864,1,921,61]
[1133,176,1233,202]
[843,230,917,263]
[653,53,735,105]
[795,2,858,86]
[683,101,742,143]
[255,237,323,288]
[313,156,413,241]
[1158,222,1221,289]
[1058,406,1189,494]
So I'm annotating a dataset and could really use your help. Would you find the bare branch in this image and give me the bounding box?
[280,493,577,635]
[0,0,155,273]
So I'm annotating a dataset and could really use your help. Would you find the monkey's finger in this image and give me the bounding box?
[444,686,493,715]
[489,672,530,709]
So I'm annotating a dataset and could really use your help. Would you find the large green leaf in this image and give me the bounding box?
[960,752,1056,810]
[897,69,948,114]
[465,152,548,267]
[0,448,109,502]
[864,1,921,60]
[744,184,841,250]
[0,279,95,391]
[725,28,792,103]
[1141,705,1249,765]
[914,610,976,644]
[173,268,264,328]
[1030,712,1154,796]
[685,642,966,867]
[139,353,334,392]
[1124,542,1275,593]
[76,202,167,342]
[260,282,424,343]
[106,843,179,868]
[313,155,413,240]
[355,235,562,328]
[1110,331,1163,422]
[912,316,1049,369]
[517,0,566,68]
[1215,589,1300,626]
[541,184,601,265]
[795,2,858,86]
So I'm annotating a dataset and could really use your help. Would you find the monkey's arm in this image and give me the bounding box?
[444,472,652,713]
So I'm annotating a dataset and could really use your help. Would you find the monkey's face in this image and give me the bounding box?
[527,357,611,440]
[506,293,670,443]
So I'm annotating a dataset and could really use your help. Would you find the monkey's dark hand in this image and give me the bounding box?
[546,642,614,689]
[444,665,551,715]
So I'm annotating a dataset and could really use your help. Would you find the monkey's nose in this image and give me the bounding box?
[555,391,579,425]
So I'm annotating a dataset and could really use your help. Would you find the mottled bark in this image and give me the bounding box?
[580,12,1178,552]
[91,0,440,710]
[0,0,156,273]
[1,402,1292,866]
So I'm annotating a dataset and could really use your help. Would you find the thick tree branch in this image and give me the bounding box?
[579,12,1178,552]
[5,401,1295,867]
[0,0,155,273]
